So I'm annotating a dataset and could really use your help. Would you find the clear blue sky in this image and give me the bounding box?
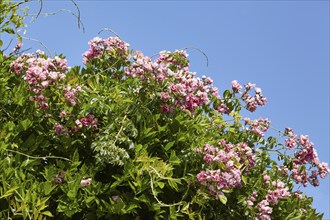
[3,0,330,218]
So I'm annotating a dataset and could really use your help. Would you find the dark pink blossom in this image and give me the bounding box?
[54,123,67,136]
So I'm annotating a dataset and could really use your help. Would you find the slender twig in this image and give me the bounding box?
[0,106,14,120]
[29,9,85,33]
[99,59,121,73]
[150,46,208,68]
[150,52,160,59]
[113,113,128,145]
[181,46,209,67]
[3,38,14,51]
[70,0,83,31]
[148,171,183,207]
[20,36,52,57]
[98,28,121,38]
[5,149,72,162]
[36,0,43,18]
[269,125,286,136]
[12,47,32,55]
[149,166,184,181]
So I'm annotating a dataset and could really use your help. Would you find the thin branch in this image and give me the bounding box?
[5,149,72,162]
[3,38,14,51]
[98,28,121,39]
[149,166,184,181]
[148,171,183,208]
[113,110,129,145]
[29,9,85,33]
[36,0,43,19]
[269,125,286,136]
[98,59,121,73]
[150,46,209,68]
[20,35,52,57]
[70,0,83,31]
[0,106,15,120]
[181,46,209,67]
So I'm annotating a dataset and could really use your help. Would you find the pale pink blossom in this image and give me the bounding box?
[231,80,242,93]
[80,178,92,187]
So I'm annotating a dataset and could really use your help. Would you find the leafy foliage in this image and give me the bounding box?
[0,1,329,219]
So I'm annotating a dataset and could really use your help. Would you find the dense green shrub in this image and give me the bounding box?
[0,1,329,219]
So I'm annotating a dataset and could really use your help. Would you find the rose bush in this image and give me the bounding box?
[1,1,329,219]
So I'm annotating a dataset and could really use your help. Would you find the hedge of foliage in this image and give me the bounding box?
[0,1,329,219]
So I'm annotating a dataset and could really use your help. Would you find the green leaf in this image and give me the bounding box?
[3,28,15,34]
[122,99,133,103]
[164,141,175,151]
[19,118,31,131]
[0,186,19,199]
[72,149,79,162]
[288,216,302,220]
[41,211,53,217]
[223,90,231,99]
[67,188,77,199]
[126,203,139,212]
[43,182,56,195]
[222,189,232,193]
[68,76,79,84]
[135,194,150,204]
[285,210,302,220]
[167,179,181,191]
[157,181,165,189]
[169,150,181,166]
[0,39,3,47]
[237,195,246,204]
[85,196,95,204]
[17,34,22,43]
[226,99,234,110]
[135,144,143,153]
[242,175,247,185]
[219,194,227,205]
[20,158,36,168]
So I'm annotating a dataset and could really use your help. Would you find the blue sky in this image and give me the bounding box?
[2,0,329,218]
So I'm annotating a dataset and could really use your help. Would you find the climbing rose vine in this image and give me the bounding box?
[0,2,329,219]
